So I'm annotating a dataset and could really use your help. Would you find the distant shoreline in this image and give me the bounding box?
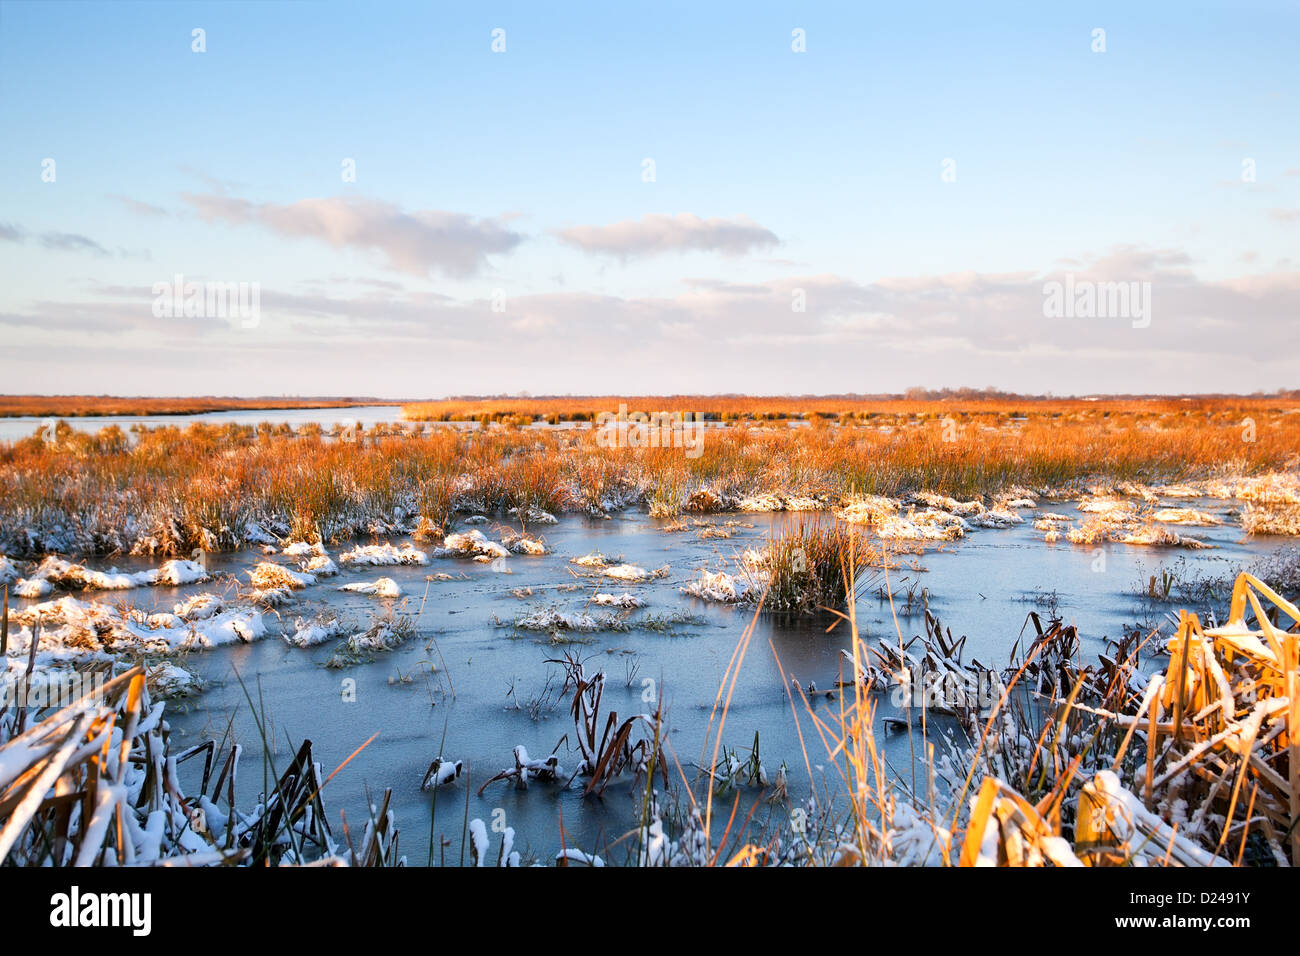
[3,391,1298,421]
[0,397,406,418]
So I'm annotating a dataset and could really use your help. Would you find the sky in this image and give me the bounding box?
[1,0,1297,398]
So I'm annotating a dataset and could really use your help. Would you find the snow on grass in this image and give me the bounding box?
[681,570,749,603]
[508,506,558,524]
[285,614,351,647]
[325,614,414,667]
[174,592,224,621]
[512,607,614,631]
[601,563,668,582]
[438,530,509,560]
[8,595,266,660]
[873,510,968,541]
[247,562,315,590]
[592,592,646,608]
[14,556,209,595]
[339,542,429,566]
[0,555,22,585]
[282,541,326,557]
[338,577,402,598]
[1241,504,1300,536]
[145,661,203,699]
[966,507,1025,529]
[301,553,339,576]
[1060,515,1208,548]
[1152,507,1224,526]
[501,530,548,555]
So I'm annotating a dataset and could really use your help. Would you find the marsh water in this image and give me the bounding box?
[28,500,1282,866]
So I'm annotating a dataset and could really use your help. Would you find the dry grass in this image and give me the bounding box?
[402,393,1300,423]
[4,401,1299,558]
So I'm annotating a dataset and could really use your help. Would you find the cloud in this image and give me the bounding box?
[112,195,169,217]
[39,232,111,256]
[1,223,123,257]
[555,213,779,260]
[1269,208,1300,223]
[180,192,525,277]
[6,245,1298,395]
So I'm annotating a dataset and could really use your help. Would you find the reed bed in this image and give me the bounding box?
[3,402,1299,558]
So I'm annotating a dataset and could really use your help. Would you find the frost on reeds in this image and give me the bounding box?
[681,570,750,604]
[479,653,666,798]
[686,522,880,611]
[1241,504,1300,536]
[0,668,402,865]
[1050,508,1211,549]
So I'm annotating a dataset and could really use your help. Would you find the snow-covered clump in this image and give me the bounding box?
[339,543,429,566]
[601,563,665,582]
[247,562,315,590]
[285,615,351,647]
[838,496,902,527]
[301,554,339,576]
[146,661,202,699]
[439,530,509,560]
[338,577,402,598]
[421,758,464,791]
[513,607,611,631]
[1152,508,1223,526]
[509,506,558,525]
[967,507,1025,529]
[14,556,209,594]
[873,510,968,541]
[0,555,22,585]
[174,592,224,621]
[282,541,326,557]
[592,592,646,608]
[501,530,548,555]
[681,570,748,603]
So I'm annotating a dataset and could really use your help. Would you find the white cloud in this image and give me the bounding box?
[555,213,778,260]
[181,193,524,278]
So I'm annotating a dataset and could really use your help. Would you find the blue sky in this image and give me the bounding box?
[1,1,1297,396]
